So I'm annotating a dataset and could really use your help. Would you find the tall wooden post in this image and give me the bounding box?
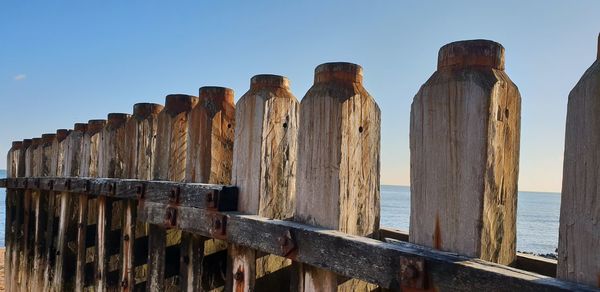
[180,86,235,290]
[149,94,199,291]
[558,34,600,288]
[22,137,41,292]
[294,62,380,291]
[11,139,30,292]
[96,113,130,291]
[75,119,106,291]
[410,40,521,265]
[5,141,22,290]
[121,103,163,291]
[53,123,87,290]
[32,133,56,291]
[43,129,69,291]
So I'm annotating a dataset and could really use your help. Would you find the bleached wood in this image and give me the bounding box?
[120,103,163,290]
[21,138,40,292]
[558,35,600,288]
[75,119,105,291]
[149,94,199,292]
[10,139,29,292]
[410,40,521,266]
[5,141,21,291]
[294,63,380,291]
[229,75,299,292]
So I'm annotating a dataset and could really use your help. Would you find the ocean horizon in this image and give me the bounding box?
[0,170,559,255]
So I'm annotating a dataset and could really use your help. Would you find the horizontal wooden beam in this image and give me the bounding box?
[138,202,595,291]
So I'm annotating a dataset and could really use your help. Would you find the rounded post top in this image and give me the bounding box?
[11,141,23,150]
[74,123,88,132]
[107,113,130,128]
[199,86,235,104]
[22,139,32,148]
[31,138,42,147]
[133,103,164,119]
[314,62,363,84]
[597,33,599,60]
[250,74,290,90]
[41,133,56,145]
[165,94,199,115]
[87,119,107,135]
[56,129,69,142]
[438,39,505,70]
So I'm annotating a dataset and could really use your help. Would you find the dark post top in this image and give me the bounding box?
[11,141,23,150]
[250,74,290,90]
[31,138,42,147]
[87,120,107,135]
[74,123,88,133]
[42,133,56,145]
[437,39,505,71]
[314,62,363,84]
[133,103,164,119]
[199,86,235,104]
[56,129,69,142]
[165,94,199,115]
[22,139,32,149]
[107,113,130,128]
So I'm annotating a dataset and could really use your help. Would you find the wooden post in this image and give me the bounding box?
[42,129,69,291]
[53,123,87,291]
[410,40,521,265]
[96,113,131,291]
[11,139,29,292]
[121,103,163,291]
[75,119,106,291]
[182,86,235,290]
[558,34,600,288]
[22,137,41,292]
[32,133,56,291]
[5,141,22,290]
[294,62,380,291]
[149,94,199,291]
[230,75,299,291]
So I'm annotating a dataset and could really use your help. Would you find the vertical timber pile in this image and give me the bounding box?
[32,133,56,291]
[11,139,29,292]
[149,94,199,291]
[121,103,163,291]
[410,40,521,265]
[43,129,69,291]
[558,34,600,288]
[5,141,22,290]
[22,137,41,292]
[53,123,88,290]
[184,86,235,290]
[229,75,298,292]
[294,62,380,291]
[96,113,131,291]
[76,119,106,291]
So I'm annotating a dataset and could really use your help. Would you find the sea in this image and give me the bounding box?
[0,170,559,255]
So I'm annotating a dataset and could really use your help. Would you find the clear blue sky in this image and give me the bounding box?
[1,1,599,192]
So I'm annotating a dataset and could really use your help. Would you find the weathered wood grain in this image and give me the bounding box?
[294,62,380,291]
[21,137,41,292]
[149,94,199,292]
[75,119,105,291]
[121,103,163,291]
[10,139,29,292]
[229,75,298,292]
[558,34,600,288]
[410,40,521,266]
[53,124,87,291]
[5,141,21,291]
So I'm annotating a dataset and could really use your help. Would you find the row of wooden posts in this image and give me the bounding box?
[3,36,600,291]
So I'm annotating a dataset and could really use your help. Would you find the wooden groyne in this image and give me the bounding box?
[2,37,600,291]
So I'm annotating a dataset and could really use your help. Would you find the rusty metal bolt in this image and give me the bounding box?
[207,193,213,202]
[108,183,114,193]
[48,180,54,190]
[23,178,28,188]
[214,219,222,230]
[234,271,244,281]
[136,185,144,198]
[65,179,71,190]
[85,181,90,192]
[402,264,419,280]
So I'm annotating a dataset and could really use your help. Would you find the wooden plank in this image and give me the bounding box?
[137,203,597,292]
[75,119,105,291]
[229,75,298,292]
[410,40,520,265]
[53,123,87,291]
[148,94,199,291]
[96,113,130,291]
[294,62,380,291]
[31,133,55,291]
[120,103,163,291]
[10,139,28,292]
[21,137,40,292]
[5,141,21,290]
[558,34,600,288]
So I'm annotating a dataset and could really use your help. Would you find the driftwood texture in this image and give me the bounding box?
[230,75,299,292]
[21,138,41,292]
[9,139,28,292]
[410,40,521,266]
[294,62,381,291]
[558,35,600,288]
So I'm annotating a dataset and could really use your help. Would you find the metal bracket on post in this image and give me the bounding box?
[209,213,227,240]
[399,256,427,289]
[278,229,297,258]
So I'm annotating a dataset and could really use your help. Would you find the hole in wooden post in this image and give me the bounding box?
[359,126,364,133]
[283,122,288,129]
[227,124,232,129]
[504,108,509,119]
